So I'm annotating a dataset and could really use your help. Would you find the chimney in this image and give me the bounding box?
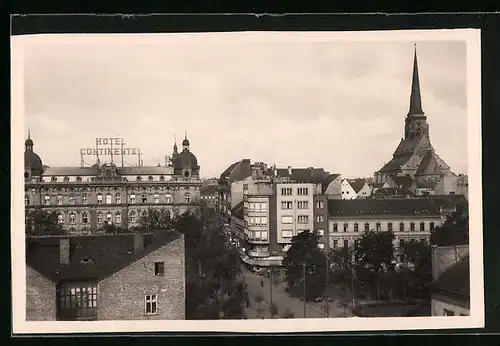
[134,232,144,253]
[288,166,292,175]
[60,238,70,265]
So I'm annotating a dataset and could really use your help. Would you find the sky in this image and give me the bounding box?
[15,33,468,179]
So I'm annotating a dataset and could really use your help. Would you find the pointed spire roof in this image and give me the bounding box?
[25,129,34,148]
[408,44,424,116]
[182,129,190,147]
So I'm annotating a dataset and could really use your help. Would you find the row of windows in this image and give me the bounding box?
[331,237,427,248]
[27,193,191,206]
[247,216,268,226]
[247,231,268,241]
[201,195,217,200]
[280,200,324,210]
[53,209,173,225]
[248,202,268,212]
[44,175,174,183]
[332,221,436,233]
[281,187,309,196]
[281,215,310,224]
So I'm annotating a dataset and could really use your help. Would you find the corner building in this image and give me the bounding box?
[24,134,202,235]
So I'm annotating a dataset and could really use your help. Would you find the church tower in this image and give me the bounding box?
[374,45,452,190]
[404,46,430,140]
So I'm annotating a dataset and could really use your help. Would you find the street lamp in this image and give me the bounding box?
[319,236,330,318]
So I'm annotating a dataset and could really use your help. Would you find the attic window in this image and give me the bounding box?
[155,262,165,276]
[160,175,165,181]
[148,175,154,181]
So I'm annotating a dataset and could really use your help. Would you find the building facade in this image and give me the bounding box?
[200,183,219,209]
[24,134,202,235]
[26,230,185,321]
[327,199,444,257]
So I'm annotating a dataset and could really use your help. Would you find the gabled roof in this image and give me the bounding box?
[26,230,182,282]
[218,159,252,184]
[348,178,367,193]
[231,201,244,221]
[322,173,341,193]
[378,152,414,173]
[415,150,443,176]
[327,198,442,217]
[429,255,470,299]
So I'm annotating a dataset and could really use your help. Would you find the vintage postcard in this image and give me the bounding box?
[11,28,483,334]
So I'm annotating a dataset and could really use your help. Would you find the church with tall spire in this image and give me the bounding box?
[374,46,462,197]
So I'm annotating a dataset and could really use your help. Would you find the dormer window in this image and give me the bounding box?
[148,175,154,182]
[160,175,165,181]
[63,176,69,182]
[76,176,82,182]
[52,176,57,183]
[137,176,142,182]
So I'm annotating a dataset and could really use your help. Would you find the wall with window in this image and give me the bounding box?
[431,295,469,316]
[98,236,185,320]
[341,179,357,200]
[26,266,57,321]
[324,175,342,200]
[327,216,441,249]
[276,183,315,244]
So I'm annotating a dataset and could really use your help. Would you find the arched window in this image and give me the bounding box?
[63,176,69,182]
[115,193,121,204]
[129,210,137,223]
[58,213,65,225]
[106,212,112,224]
[69,213,76,225]
[96,194,103,204]
[69,195,75,205]
[184,171,190,178]
[105,194,112,204]
[142,194,148,203]
[97,212,103,224]
[115,212,121,224]
[82,212,89,224]
[51,176,57,183]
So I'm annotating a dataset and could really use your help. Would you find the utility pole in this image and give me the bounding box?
[303,263,307,318]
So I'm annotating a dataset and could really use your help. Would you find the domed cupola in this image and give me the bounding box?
[173,131,199,178]
[24,130,44,180]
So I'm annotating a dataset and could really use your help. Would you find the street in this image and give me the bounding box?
[241,264,350,319]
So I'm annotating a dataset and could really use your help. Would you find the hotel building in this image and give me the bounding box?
[24,134,202,235]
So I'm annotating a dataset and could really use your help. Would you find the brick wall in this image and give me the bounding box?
[98,236,185,320]
[26,266,57,321]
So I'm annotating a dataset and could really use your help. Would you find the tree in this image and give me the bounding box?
[174,210,247,320]
[25,208,66,237]
[355,230,395,300]
[138,208,172,231]
[400,241,432,299]
[431,211,469,246]
[282,230,327,301]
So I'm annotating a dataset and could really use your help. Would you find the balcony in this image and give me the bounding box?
[246,237,269,244]
[247,250,270,258]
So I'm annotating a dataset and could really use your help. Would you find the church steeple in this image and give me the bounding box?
[408,44,424,116]
[25,129,34,151]
[173,135,178,155]
[182,129,190,151]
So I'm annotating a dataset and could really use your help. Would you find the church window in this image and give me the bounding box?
[420,222,425,231]
[410,222,415,232]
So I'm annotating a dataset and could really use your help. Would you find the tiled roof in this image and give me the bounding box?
[269,167,329,184]
[322,173,341,192]
[415,179,438,188]
[201,184,218,195]
[26,230,182,282]
[218,160,252,184]
[391,176,416,189]
[415,150,442,176]
[117,166,173,175]
[348,178,367,193]
[429,255,470,298]
[327,198,443,217]
[231,201,244,221]
[378,152,414,173]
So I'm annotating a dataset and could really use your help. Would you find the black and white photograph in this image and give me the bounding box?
[11,28,483,334]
